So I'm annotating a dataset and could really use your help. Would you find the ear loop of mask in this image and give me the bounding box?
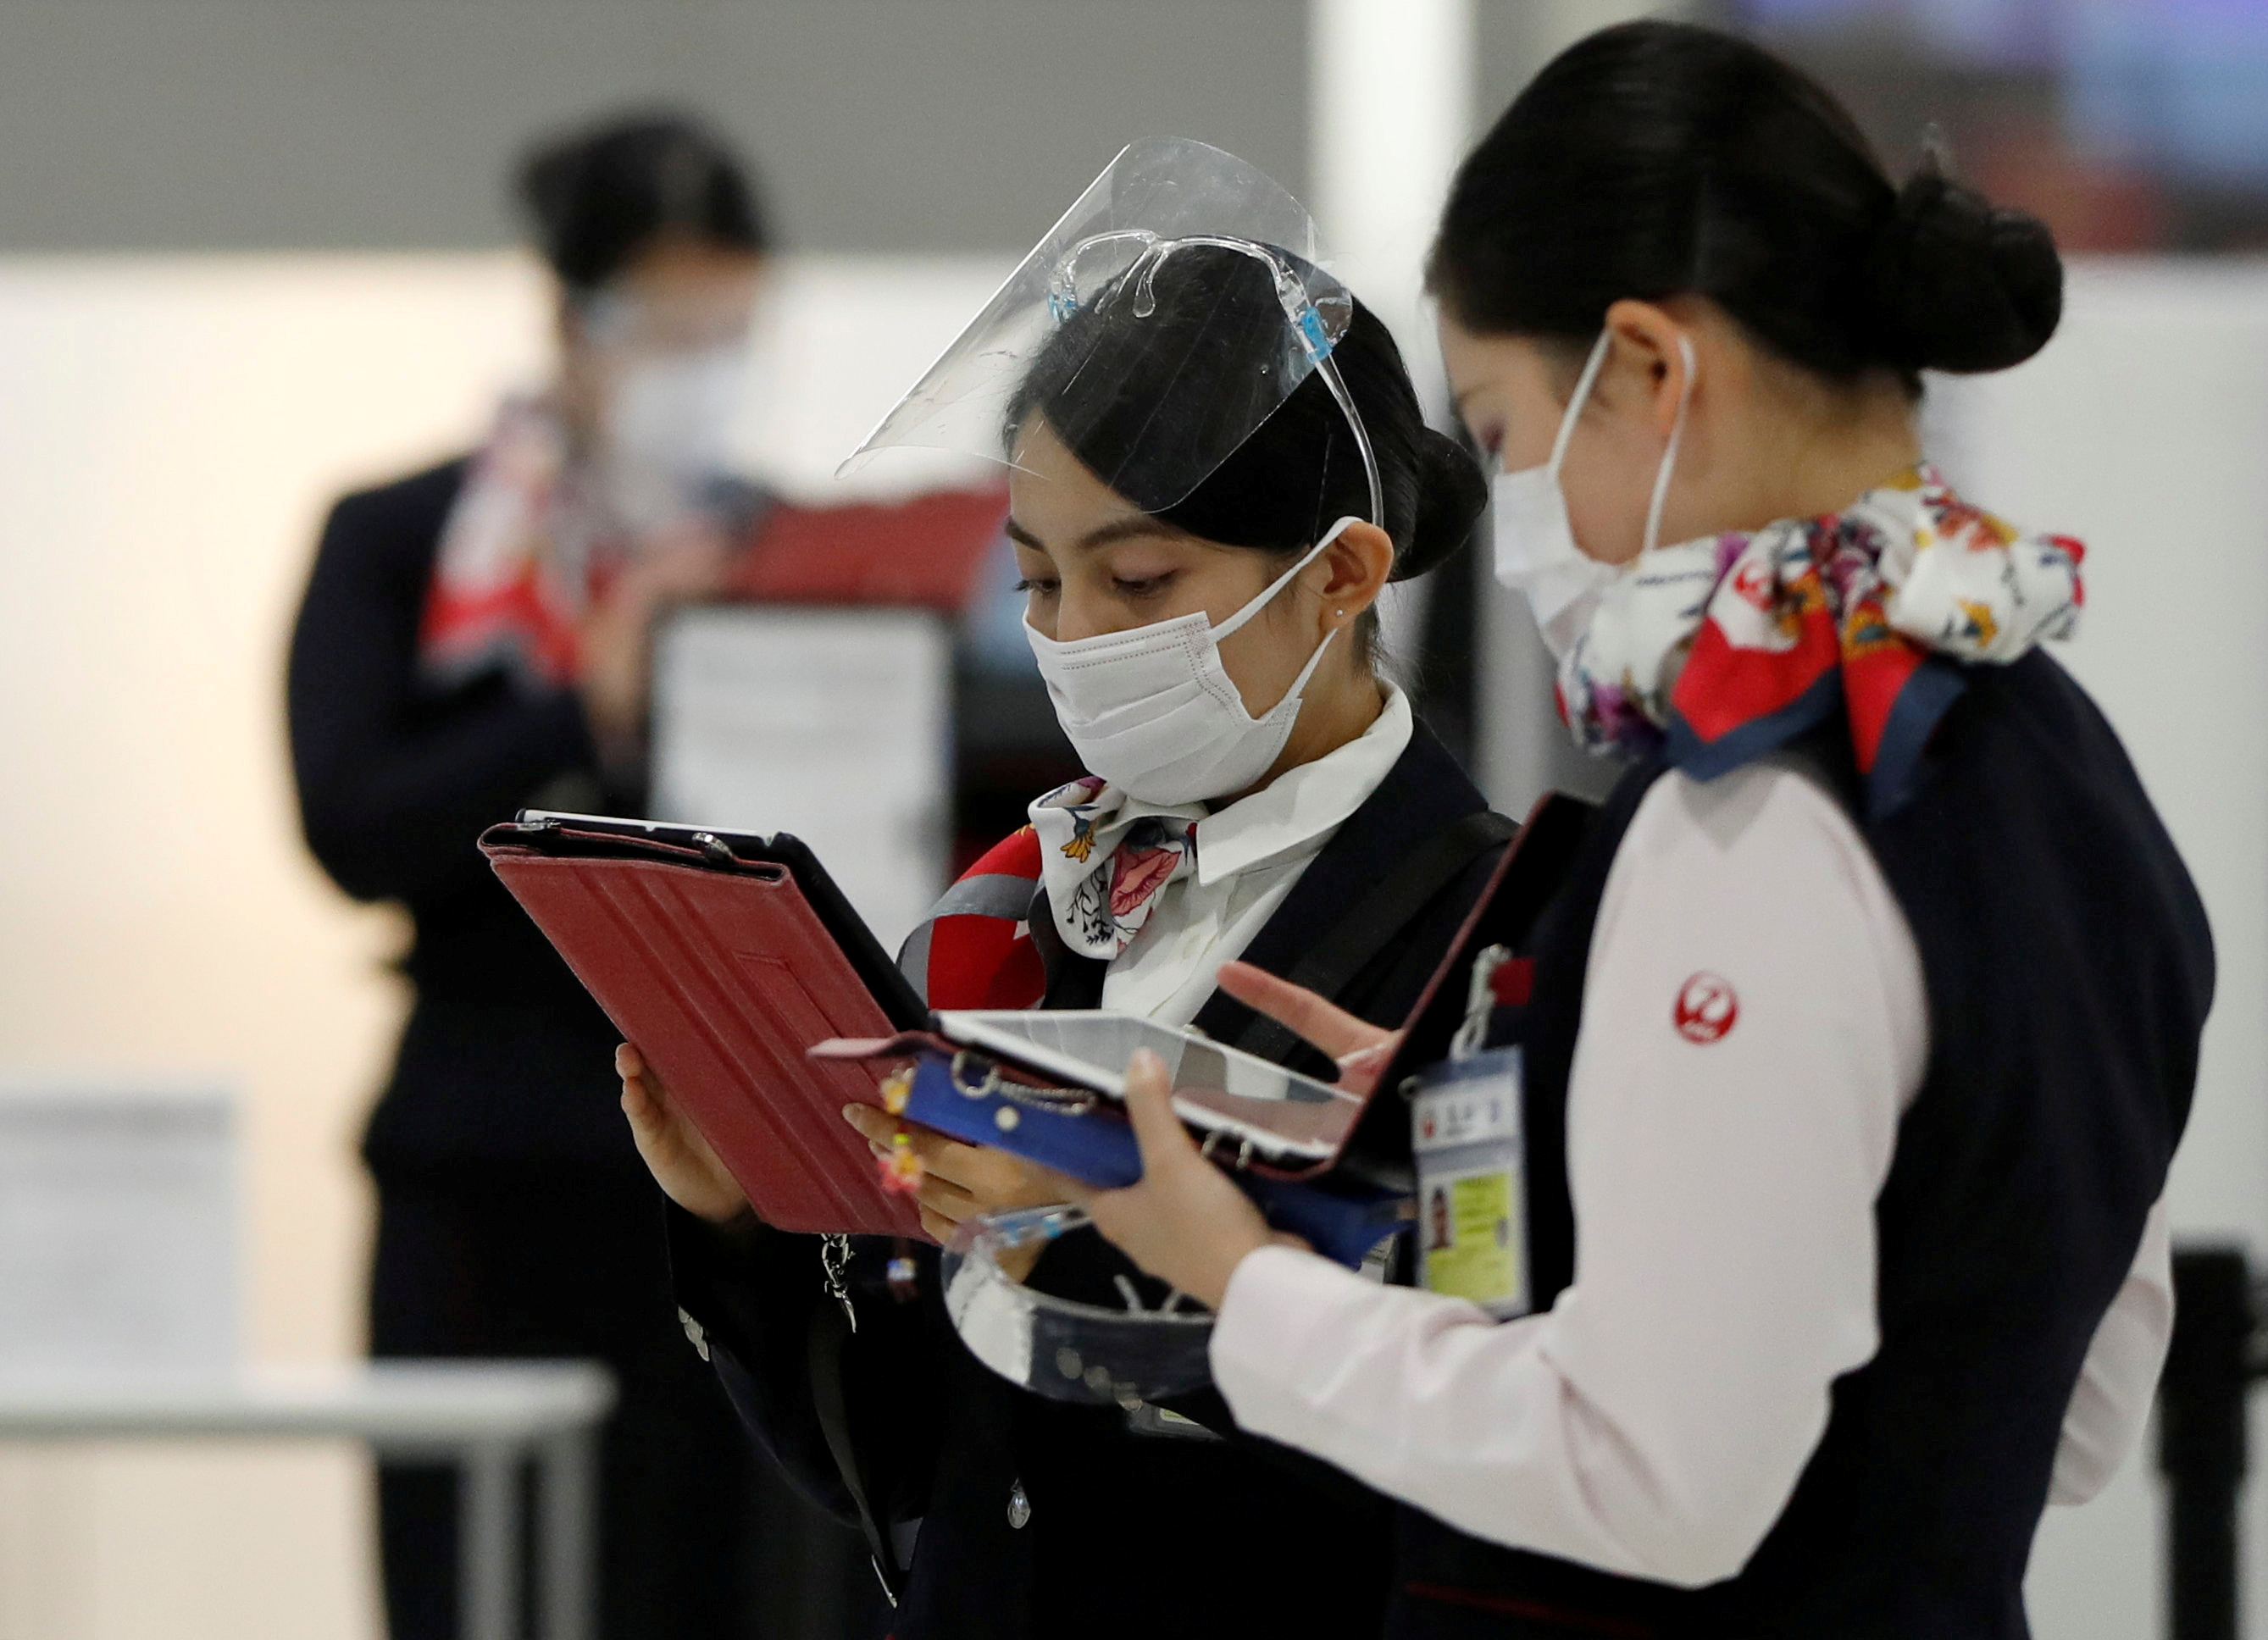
[1210,514,1361,642]
[1546,331,1615,481]
[1208,517,1359,725]
[1640,334,1698,556]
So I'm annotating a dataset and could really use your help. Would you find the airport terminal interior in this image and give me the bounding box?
[5,2,2268,1637]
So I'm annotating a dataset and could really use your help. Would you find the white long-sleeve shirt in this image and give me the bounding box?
[1210,760,2173,1587]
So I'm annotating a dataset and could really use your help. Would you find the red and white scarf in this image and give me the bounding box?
[1561,464,2084,815]
[1027,777,1201,961]
[907,791,1205,1012]
[417,397,623,690]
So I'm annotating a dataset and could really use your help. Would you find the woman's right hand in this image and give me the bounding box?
[577,524,733,755]
[617,1043,749,1225]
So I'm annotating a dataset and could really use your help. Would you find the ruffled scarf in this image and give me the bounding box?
[1028,777,1202,960]
[418,396,619,690]
[902,785,1202,1013]
[1560,464,2084,817]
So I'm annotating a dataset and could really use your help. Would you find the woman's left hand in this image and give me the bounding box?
[841,1103,1067,1248]
[1061,1049,1299,1310]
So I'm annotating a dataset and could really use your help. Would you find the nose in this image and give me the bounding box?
[1049,586,1138,645]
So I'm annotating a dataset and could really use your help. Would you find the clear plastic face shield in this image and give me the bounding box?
[853,143,1389,1403]
[841,136,1380,524]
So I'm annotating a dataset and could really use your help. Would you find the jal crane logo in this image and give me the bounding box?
[1673,972,1739,1044]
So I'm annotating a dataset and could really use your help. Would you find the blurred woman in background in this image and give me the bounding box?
[287,110,775,1640]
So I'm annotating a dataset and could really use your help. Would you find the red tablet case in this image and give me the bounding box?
[726,487,1008,614]
[480,827,926,1239]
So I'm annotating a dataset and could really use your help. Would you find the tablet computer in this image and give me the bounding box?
[940,1006,1341,1098]
[513,811,927,1030]
[480,810,929,1238]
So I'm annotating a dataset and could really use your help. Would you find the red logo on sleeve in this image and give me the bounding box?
[1673,973,1739,1044]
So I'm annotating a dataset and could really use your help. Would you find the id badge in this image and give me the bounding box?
[1411,1048,1530,1320]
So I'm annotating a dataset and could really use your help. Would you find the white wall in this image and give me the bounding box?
[0,250,1003,1640]
[0,253,546,1640]
[0,0,1311,256]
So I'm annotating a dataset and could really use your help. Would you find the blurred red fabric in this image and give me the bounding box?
[727,485,1009,613]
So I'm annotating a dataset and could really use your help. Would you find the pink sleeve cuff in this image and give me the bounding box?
[1209,1244,1373,1417]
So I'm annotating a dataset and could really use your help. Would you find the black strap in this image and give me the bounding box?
[807,1298,905,1605]
[1031,879,1107,1009]
[1230,808,1518,1063]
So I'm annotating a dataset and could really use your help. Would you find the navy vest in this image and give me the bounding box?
[1390,651,2214,1639]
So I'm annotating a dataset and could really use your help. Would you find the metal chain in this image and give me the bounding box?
[822,1233,857,1333]
[949,1050,1100,1116]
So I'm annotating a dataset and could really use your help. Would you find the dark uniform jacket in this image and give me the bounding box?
[1392,651,2214,1639]
[287,456,640,1177]
[672,720,1508,1640]
[290,457,786,1640]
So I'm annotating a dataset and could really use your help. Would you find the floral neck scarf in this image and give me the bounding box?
[418,396,621,691]
[1028,777,1203,960]
[1560,463,2085,817]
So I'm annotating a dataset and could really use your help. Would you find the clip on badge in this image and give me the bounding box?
[1412,942,1532,1320]
[1411,1050,1529,1320]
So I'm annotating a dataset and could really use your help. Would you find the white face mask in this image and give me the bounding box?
[1024,517,1356,804]
[1489,329,1695,659]
[600,343,750,530]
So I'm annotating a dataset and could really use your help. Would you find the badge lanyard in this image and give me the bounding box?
[1411,945,1533,1321]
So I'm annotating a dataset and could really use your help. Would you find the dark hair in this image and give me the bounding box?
[1010,244,1483,607]
[1430,21,2062,386]
[517,110,769,294]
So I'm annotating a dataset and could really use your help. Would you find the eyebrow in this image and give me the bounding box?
[1004,514,1191,554]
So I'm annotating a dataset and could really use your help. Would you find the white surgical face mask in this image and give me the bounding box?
[1024,516,1356,804]
[600,343,750,530]
[1489,330,1695,659]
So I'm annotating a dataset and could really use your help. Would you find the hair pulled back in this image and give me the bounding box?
[518,109,769,295]
[1011,242,1483,585]
[1429,20,2062,386]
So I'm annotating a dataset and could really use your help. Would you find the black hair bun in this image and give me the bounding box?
[1870,167,2062,375]
[516,110,767,293]
[1393,428,1488,581]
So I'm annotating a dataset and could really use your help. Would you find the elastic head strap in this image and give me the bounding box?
[1312,355,1384,528]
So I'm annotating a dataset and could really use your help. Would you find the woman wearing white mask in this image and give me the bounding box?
[618,140,1499,1640]
[1069,27,2215,1640]
[287,112,768,1640]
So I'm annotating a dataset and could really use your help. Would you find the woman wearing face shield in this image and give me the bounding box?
[286,112,771,1639]
[1072,26,2215,1640]
[617,141,1501,1640]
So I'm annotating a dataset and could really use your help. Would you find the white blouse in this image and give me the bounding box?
[1208,759,2172,1587]
[1101,685,1413,1025]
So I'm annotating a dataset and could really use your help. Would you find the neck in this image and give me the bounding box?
[1724,374,1923,532]
[1227,667,1386,803]
[551,366,604,464]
